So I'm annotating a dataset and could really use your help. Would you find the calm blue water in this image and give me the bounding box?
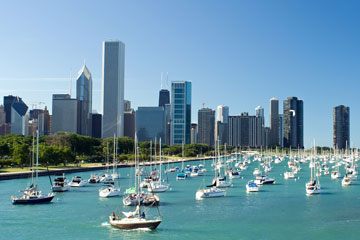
[1,158,360,240]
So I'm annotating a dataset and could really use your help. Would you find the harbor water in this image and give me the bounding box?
[1,158,360,240]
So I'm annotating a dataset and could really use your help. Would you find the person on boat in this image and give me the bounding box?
[140,212,145,218]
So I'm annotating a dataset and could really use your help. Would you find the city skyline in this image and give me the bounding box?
[0,1,360,147]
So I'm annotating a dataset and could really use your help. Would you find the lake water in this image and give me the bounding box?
[1,157,360,240]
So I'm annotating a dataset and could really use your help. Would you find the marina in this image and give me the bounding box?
[1,153,360,239]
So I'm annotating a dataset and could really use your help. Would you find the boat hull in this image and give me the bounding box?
[12,195,55,205]
[109,217,161,230]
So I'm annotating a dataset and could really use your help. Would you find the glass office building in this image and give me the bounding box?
[171,81,191,145]
[136,107,165,142]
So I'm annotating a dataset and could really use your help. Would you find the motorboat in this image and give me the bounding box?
[99,184,121,198]
[228,169,240,179]
[52,174,69,192]
[68,176,87,187]
[88,174,100,183]
[254,175,275,185]
[195,187,226,200]
[176,172,187,180]
[246,181,259,192]
[100,173,113,183]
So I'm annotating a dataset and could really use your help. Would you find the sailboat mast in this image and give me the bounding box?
[182,140,184,170]
[31,134,35,184]
[159,138,162,182]
[113,134,116,175]
[150,140,152,172]
[36,130,39,185]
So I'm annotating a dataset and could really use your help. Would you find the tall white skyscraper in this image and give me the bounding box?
[216,105,229,123]
[102,40,125,138]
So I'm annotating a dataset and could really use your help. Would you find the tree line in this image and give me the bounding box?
[0,132,221,168]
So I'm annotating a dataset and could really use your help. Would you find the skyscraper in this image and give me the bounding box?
[124,109,135,140]
[136,107,165,142]
[197,108,215,146]
[228,112,264,148]
[255,106,264,118]
[191,123,198,144]
[255,106,265,147]
[91,113,102,138]
[102,40,125,138]
[269,98,279,147]
[171,81,191,145]
[10,97,29,135]
[159,89,170,108]
[76,65,92,136]
[283,97,303,149]
[4,95,18,123]
[52,94,78,134]
[217,105,229,123]
[216,105,229,145]
[333,105,350,150]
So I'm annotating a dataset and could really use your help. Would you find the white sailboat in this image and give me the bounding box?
[149,138,169,193]
[110,136,162,230]
[11,130,55,204]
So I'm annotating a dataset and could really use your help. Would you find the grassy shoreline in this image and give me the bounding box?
[0,156,216,179]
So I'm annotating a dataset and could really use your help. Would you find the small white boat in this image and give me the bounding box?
[306,183,320,195]
[195,187,226,200]
[239,164,248,171]
[88,174,100,183]
[112,173,121,179]
[253,168,261,176]
[331,171,342,179]
[342,176,352,186]
[148,183,169,193]
[246,181,259,192]
[208,177,232,188]
[228,169,240,179]
[284,171,295,179]
[100,173,113,183]
[99,185,121,198]
[68,176,87,187]
[52,174,69,192]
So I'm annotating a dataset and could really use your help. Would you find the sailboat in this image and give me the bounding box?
[100,141,113,183]
[149,138,169,193]
[111,135,120,180]
[11,130,55,204]
[110,135,162,230]
[306,148,320,195]
[207,139,231,188]
[99,135,121,198]
[176,141,187,180]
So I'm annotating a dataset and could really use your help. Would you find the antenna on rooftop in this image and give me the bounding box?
[69,70,72,97]
[201,101,206,108]
[166,72,169,89]
[160,72,163,89]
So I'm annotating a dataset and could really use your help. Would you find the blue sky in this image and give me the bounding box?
[0,0,359,148]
